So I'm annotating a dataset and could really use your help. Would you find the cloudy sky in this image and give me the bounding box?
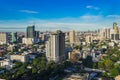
[0,0,120,31]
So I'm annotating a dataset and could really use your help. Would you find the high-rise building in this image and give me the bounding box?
[100,28,110,40]
[86,35,92,43]
[113,22,119,34]
[35,31,39,38]
[0,32,8,44]
[26,25,35,38]
[111,22,120,40]
[69,30,75,44]
[11,32,17,43]
[57,30,65,61]
[46,30,65,63]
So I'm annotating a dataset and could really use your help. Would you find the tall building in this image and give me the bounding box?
[111,22,120,40]
[0,32,8,44]
[57,30,65,61]
[113,22,119,34]
[86,35,92,43]
[11,32,17,43]
[35,31,39,38]
[100,28,110,40]
[46,30,65,63]
[26,25,35,38]
[69,30,75,44]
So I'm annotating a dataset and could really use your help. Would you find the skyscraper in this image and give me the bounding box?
[69,30,75,44]
[26,25,35,38]
[113,22,119,34]
[57,30,65,61]
[0,32,8,44]
[46,30,65,63]
[11,32,17,43]
[100,28,110,40]
[111,22,120,40]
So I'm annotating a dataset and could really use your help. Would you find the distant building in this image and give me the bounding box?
[11,32,17,43]
[35,31,39,38]
[46,30,65,63]
[111,22,120,40]
[0,32,8,44]
[69,30,75,44]
[86,35,92,43]
[113,22,119,34]
[27,25,35,38]
[7,45,14,52]
[0,59,14,70]
[8,54,29,63]
[22,38,34,45]
[86,34,99,43]
[100,28,110,40]
[68,49,80,62]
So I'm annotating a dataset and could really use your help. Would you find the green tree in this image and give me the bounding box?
[110,68,119,78]
[98,61,104,70]
[32,67,37,74]
[82,56,93,68]
[104,59,113,70]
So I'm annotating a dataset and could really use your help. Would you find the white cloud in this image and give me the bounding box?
[19,10,39,14]
[86,5,100,10]
[0,14,120,31]
[107,15,120,18]
[81,15,103,21]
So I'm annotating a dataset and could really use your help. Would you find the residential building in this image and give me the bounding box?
[46,30,65,63]
[22,38,34,45]
[100,28,110,40]
[0,32,8,44]
[0,59,14,70]
[86,35,92,43]
[69,30,75,44]
[68,49,80,62]
[8,54,29,63]
[111,22,120,40]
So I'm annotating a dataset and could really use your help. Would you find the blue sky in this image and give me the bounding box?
[0,0,120,31]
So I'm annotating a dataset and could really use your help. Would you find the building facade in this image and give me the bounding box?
[0,32,8,44]
[69,30,75,44]
[27,25,35,38]
[46,30,65,63]
[11,32,17,43]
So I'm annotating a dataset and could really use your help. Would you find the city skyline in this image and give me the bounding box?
[0,0,120,31]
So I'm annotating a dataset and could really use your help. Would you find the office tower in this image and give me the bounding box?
[69,30,75,44]
[86,35,92,43]
[0,32,8,44]
[11,32,17,43]
[100,28,110,40]
[35,31,39,38]
[113,22,119,34]
[111,22,119,40]
[26,25,35,38]
[57,30,65,61]
[46,30,65,63]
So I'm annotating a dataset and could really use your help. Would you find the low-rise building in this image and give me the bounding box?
[22,38,34,45]
[63,73,88,80]
[115,75,120,80]
[7,54,29,63]
[0,59,14,70]
[68,49,81,62]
